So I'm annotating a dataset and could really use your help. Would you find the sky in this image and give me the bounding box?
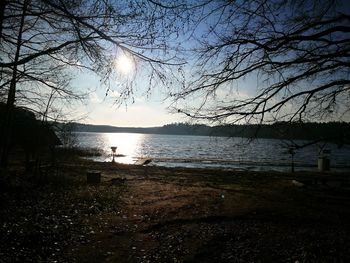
[65,0,350,128]
[82,91,183,127]
[2,0,349,127]
[69,8,253,127]
[71,67,186,127]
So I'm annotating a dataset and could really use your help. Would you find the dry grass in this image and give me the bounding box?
[1,161,350,262]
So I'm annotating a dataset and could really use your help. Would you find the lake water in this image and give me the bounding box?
[75,132,350,172]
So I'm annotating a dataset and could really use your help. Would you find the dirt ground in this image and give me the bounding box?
[1,161,350,262]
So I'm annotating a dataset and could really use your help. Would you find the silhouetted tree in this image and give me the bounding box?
[174,0,350,125]
[0,0,189,168]
[0,103,61,170]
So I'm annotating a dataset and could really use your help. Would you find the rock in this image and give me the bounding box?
[292,180,304,187]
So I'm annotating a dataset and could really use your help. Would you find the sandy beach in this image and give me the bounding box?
[1,160,350,262]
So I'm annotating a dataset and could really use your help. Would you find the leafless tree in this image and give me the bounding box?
[0,0,190,168]
[2,0,348,167]
[173,0,350,125]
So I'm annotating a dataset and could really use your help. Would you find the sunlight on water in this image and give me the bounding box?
[103,133,145,163]
[76,132,350,171]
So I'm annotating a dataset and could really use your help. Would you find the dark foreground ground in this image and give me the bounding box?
[1,161,350,262]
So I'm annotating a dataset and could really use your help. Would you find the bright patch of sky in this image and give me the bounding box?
[86,94,182,127]
[70,69,186,127]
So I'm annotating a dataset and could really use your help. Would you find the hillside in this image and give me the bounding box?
[67,122,350,144]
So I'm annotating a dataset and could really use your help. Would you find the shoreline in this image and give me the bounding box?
[74,132,350,174]
[84,157,350,173]
[1,160,350,262]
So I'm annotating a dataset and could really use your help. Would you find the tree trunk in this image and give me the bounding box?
[0,0,6,41]
[0,1,28,169]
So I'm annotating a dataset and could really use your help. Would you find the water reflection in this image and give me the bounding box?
[76,132,350,171]
[103,133,145,163]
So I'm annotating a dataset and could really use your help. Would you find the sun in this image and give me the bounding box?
[115,54,134,75]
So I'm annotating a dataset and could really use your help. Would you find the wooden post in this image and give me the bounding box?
[111,146,117,163]
[318,157,330,172]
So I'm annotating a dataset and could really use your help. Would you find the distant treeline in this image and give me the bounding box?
[66,122,350,144]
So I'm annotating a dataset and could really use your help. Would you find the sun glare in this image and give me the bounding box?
[115,54,134,75]
[104,133,144,163]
